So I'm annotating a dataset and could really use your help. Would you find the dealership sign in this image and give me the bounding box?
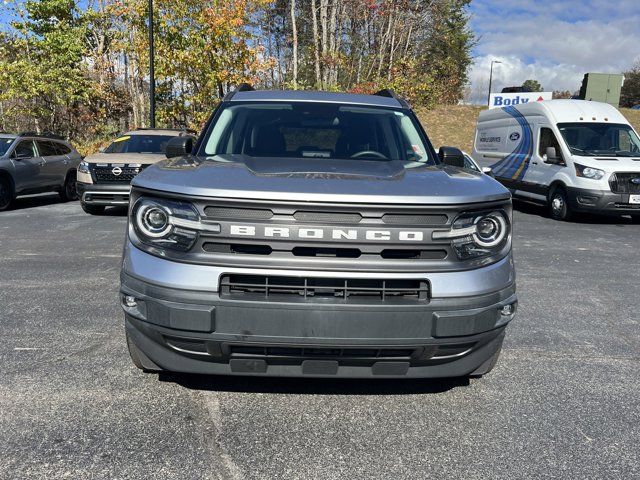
[489,91,553,109]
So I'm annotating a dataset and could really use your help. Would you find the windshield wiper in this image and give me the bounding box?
[571,148,598,156]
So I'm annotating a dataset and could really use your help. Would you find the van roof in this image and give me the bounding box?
[479,100,629,125]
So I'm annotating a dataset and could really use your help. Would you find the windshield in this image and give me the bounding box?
[557,123,640,157]
[0,137,14,156]
[104,134,174,154]
[201,101,436,164]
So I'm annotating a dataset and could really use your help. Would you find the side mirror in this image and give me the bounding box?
[166,136,194,158]
[98,147,105,153]
[545,146,558,163]
[482,166,493,176]
[438,146,465,168]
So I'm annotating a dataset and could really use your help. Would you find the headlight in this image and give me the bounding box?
[78,161,90,174]
[131,198,202,252]
[574,163,605,180]
[433,209,511,260]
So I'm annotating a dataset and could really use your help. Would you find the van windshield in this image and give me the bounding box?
[201,102,436,164]
[557,123,640,157]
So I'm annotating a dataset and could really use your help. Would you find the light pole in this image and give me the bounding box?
[487,60,502,107]
[148,0,156,128]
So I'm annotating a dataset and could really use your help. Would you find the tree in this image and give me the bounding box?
[522,79,543,92]
[0,0,102,136]
[0,0,477,149]
[621,62,640,108]
[552,90,572,99]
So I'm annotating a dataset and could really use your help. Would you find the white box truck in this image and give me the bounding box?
[471,100,640,220]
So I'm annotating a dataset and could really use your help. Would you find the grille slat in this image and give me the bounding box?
[204,206,274,219]
[294,211,363,223]
[382,213,448,225]
[220,274,429,303]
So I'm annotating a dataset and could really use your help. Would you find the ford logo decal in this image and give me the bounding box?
[631,178,640,185]
[509,132,520,141]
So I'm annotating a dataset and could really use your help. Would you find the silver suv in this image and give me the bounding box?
[77,129,192,214]
[0,133,81,211]
[120,88,517,379]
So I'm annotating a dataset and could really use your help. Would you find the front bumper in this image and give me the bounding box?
[77,182,131,206]
[567,186,640,215]
[120,243,517,378]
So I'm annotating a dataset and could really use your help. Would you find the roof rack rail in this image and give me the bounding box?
[134,127,196,133]
[373,89,411,108]
[18,131,67,140]
[223,82,255,101]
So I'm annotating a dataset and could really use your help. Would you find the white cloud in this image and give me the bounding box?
[467,0,640,104]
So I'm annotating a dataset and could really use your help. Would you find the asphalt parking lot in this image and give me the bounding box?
[1,194,639,479]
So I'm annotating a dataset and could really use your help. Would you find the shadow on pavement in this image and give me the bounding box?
[513,199,638,225]
[160,372,470,395]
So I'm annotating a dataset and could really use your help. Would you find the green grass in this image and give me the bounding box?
[416,105,640,154]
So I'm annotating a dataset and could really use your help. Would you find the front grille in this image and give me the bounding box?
[220,274,429,303]
[610,172,640,194]
[93,165,145,183]
[127,194,510,272]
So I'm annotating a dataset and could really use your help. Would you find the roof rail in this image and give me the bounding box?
[134,127,196,133]
[373,89,411,108]
[18,131,67,140]
[223,82,255,101]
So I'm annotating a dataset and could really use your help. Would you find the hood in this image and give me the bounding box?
[582,156,640,171]
[84,152,166,165]
[132,154,510,205]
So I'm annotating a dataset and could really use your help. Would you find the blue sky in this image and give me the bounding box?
[467,0,640,102]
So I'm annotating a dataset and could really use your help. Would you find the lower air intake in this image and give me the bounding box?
[219,274,429,303]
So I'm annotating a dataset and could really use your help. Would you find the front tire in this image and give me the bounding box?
[549,187,572,221]
[81,202,105,215]
[0,175,14,211]
[59,171,79,201]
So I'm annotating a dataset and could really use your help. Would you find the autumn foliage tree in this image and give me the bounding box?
[0,0,475,147]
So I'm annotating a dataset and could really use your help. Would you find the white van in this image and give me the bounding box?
[471,100,640,220]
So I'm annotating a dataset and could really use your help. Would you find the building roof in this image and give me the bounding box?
[228,90,406,108]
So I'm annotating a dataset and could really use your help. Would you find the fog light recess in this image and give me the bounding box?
[123,295,138,308]
[500,303,516,316]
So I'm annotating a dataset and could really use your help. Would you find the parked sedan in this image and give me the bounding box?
[0,132,81,211]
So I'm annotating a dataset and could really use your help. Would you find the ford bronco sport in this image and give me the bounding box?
[120,87,517,378]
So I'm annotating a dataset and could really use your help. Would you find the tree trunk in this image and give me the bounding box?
[311,0,321,88]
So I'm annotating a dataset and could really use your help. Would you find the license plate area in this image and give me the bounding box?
[630,194,640,204]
